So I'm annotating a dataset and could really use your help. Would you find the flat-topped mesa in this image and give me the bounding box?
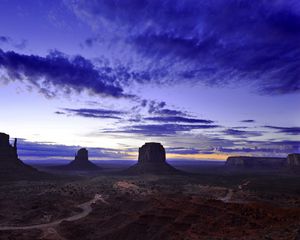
[125,142,182,175]
[287,154,300,168]
[66,148,99,171]
[225,156,286,169]
[138,142,166,164]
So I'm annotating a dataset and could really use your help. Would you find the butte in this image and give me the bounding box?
[0,132,42,180]
[64,148,99,171]
[125,142,182,175]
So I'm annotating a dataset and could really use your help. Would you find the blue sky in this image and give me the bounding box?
[0,0,299,161]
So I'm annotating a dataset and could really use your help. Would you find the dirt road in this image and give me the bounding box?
[0,194,107,231]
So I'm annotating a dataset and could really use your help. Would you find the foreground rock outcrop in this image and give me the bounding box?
[65,148,99,171]
[125,142,181,175]
[0,132,40,179]
[225,156,286,169]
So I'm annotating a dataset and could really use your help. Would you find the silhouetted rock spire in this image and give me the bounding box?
[65,148,99,171]
[125,142,182,175]
[0,133,19,163]
[14,138,17,149]
[0,132,40,180]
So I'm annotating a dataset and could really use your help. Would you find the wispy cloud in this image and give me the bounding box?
[240,119,255,123]
[264,126,300,135]
[67,0,300,95]
[222,128,263,138]
[104,123,220,136]
[145,116,214,124]
[58,108,126,119]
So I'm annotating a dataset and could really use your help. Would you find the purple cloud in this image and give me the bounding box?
[145,116,214,124]
[0,49,130,98]
[68,0,300,95]
[264,126,300,135]
[59,108,126,119]
[104,123,220,136]
[223,128,263,138]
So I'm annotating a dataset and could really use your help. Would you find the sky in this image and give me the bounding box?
[0,0,299,161]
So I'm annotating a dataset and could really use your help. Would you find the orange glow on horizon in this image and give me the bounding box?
[125,151,230,161]
[166,153,229,160]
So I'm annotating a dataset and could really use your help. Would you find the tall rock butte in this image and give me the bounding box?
[126,142,181,174]
[65,148,99,170]
[0,132,39,179]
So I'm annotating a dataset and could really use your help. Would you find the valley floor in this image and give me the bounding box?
[0,166,299,240]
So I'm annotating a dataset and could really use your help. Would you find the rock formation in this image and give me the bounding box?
[0,133,18,163]
[225,156,286,169]
[287,153,300,168]
[65,148,99,171]
[125,142,182,174]
[0,132,39,179]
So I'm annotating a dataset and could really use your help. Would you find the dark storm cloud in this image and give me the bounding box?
[264,125,300,135]
[68,0,300,95]
[104,123,220,136]
[223,128,263,138]
[0,49,130,98]
[60,108,126,119]
[145,116,214,124]
[240,120,255,123]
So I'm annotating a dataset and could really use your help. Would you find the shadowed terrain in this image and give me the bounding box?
[0,139,299,239]
[0,164,300,240]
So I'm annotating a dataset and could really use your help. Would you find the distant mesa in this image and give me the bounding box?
[225,153,300,169]
[0,132,41,179]
[226,154,300,170]
[287,153,300,168]
[64,148,99,171]
[125,142,182,175]
[225,156,287,169]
